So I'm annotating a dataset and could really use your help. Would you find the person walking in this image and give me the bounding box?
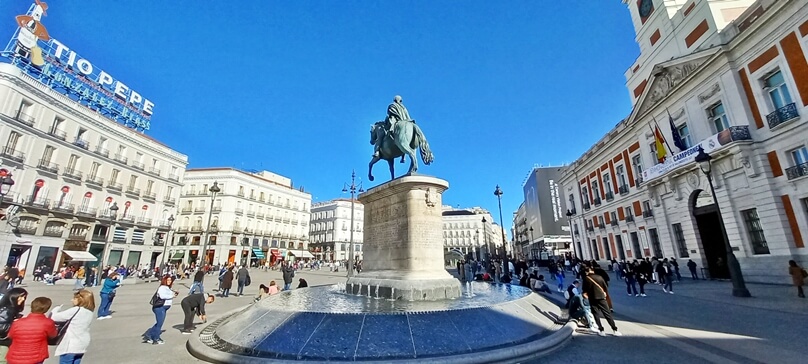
[635,261,648,297]
[687,259,698,280]
[97,272,120,320]
[145,276,178,345]
[189,269,205,295]
[179,293,214,334]
[662,260,674,294]
[50,289,95,364]
[671,258,682,282]
[623,261,639,297]
[788,260,806,298]
[236,266,250,296]
[0,288,27,364]
[281,263,294,291]
[220,266,234,298]
[6,297,56,364]
[582,266,621,337]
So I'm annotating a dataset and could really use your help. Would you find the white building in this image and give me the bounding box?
[0,62,187,277]
[309,198,364,262]
[172,168,312,266]
[560,0,808,284]
[442,206,500,261]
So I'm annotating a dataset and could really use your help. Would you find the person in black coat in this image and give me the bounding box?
[297,278,308,288]
[0,288,27,357]
[220,267,234,297]
[281,263,294,291]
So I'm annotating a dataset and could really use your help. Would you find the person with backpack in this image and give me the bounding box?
[582,266,621,337]
[236,266,250,296]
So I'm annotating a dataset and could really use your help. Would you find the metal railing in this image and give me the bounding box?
[643,210,654,218]
[766,102,799,129]
[24,196,50,209]
[125,186,140,196]
[107,182,123,191]
[73,138,89,150]
[610,220,619,226]
[48,128,66,140]
[148,167,161,176]
[14,111,34,126]
[234,208,244,215]
[94,147,109,158]
[168,174,179,182]
[63,168,83,180]
[52,203,75,213]
[626,214,635,222]
[113,154,128,164]
[785,162,808,180]
[194,207,206,213]
[0,147,25,163]
[85,175,104,186]
[605,191,614,201]
[618,185,629,195]
[76,207,97,217]
[131,161,145,170]
[181,207,193,213]
[143,192,157,200]
[138,217,152,225]
[163,197,176,205]
[583,202,591,210]
[37,159,59,174]
[635,177,644,187]
[593,197,602,206]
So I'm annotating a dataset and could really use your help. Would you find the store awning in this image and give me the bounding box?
[171,251,185,260]
[270,249,282,257]
[290,251,315,259]
[63,250,98,262]
[252,248,265,259]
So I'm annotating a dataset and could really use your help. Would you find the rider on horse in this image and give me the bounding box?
[373,95,413,162]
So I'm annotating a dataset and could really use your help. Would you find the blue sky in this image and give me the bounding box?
[3,1,639,233]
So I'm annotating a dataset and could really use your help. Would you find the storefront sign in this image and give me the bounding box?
[5,2,154,131]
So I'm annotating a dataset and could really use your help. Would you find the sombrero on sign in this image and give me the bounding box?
[16,15,50,41]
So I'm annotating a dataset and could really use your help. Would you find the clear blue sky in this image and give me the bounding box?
[3,1,639,234]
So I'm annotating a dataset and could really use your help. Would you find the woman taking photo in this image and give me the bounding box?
[145,276,178,345]
[51,290,95,363]
[0,288,28,364]
[97,272,120,320]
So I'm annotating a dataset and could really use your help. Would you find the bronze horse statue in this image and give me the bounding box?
[368,120,433,181]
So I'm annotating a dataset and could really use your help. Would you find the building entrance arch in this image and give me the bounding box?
[690,189,729,279]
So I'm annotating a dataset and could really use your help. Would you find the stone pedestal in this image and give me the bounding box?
[346,175,461,301]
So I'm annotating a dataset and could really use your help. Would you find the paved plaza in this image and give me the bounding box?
[14,268,808,363]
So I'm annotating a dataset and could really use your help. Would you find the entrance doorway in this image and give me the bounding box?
[691,189,730,279]
[630,232,642,259]
[615,235,626,260]
[602,237,612,261]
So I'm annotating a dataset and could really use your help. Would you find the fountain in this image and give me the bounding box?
[188,175,573,363]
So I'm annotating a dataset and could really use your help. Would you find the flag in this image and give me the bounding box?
[654,126,667,163]
[668,109,687,152]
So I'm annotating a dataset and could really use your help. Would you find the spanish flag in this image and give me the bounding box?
[654,126,667,163]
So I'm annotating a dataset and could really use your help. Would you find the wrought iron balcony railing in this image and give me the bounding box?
[37,159,59,174]
[785,162,808,180]
[618,185,629,195]
[0,147,24,163]
[766,102,799,129]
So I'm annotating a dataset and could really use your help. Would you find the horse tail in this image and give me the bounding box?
[411,123,434,165]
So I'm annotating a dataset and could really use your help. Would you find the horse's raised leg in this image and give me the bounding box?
[368,156,381,182]
[388,159,395,180]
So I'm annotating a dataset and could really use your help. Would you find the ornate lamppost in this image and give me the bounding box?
[342,170,363,277]
[97,202,119,285]
[200,182,221,267]
[0,170,15,202]
[493,185,508,263]
[694,147,751,297]
[566,209,576,259]
[159,214,175,272]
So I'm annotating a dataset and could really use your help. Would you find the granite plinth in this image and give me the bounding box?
[350,175,460,301]
[187,283,573,363]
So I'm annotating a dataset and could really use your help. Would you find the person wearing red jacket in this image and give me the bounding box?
[6,297,56,364]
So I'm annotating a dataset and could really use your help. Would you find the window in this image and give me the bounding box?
[598,216,605,227]
[603,173,613,195]
[165,186,173,198]
[89,162,100,178]
[671,223,689,258]
[790,146,808,166]
[708,102,730,133]
[50,117,64,135]
[649,143,660,165]
[648,228,663,257]
[741,209,770,254]
[128,175,138,189]
[592,180,601,200]
[632,154,643,182]
[616,165,627,190]
[41,146,55,163]
[136,152,143,162]
[677,123,692,148]
[568,194,575,212]
[66,155,79,172]
[582,187,590,205]
[110,169,120,184]
[76,128,87,142]
[146,180,154,194]
[643,201,652,215]
[765,70,793,110]
[5,132,21,151]
[802,198,808,225]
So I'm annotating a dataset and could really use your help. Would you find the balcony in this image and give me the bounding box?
[210,226,219,233]
[158,220,172,228]
[605,191,614,201]
[107,182,122,191]
[635,177,643,187]
[181,207,193,214]
[249,195,256,200]
[62,168,83,180]
[125,186,140,196]
[119,215,136,223]
[586,225,594,232]
[164,197,176,206]
[113,154,128,164]
[17,226,37,234]
[68,231,87,240]
[14,111,34,126]
[766,103,799,129]
[618,185,629,195]
[237,191,245,197]
[73,138,89,150]
[626,214,635,222]
[191,226,203,232]
[212,206,222,213]
[75,207,97,217]
[234,208,244,215]
[583,202,591,210]
[643,210,654,218]
[137,217,152,226]
[786,162,808,180]
[194,207,206,213]
[43,229,63,237]
[48,128,66,141]
[593,197,602,206]
[24,196,50,210]
[183,191,197,197]
[91,234,107,242]
[37,159,59,174]
[573,228,580,236]
[143,192,157,201]
[0,147,25,164]
[148,167,161,176]
[610,220,619,227]
[168,174,179,182]
[131,161,145,170]
[256,213,265,219]
[94,147,109,158]
[246,211,255,217]
[52,203,75,214]
[176,226,189,233]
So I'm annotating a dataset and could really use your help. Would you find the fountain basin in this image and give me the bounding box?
[188,283,573,363]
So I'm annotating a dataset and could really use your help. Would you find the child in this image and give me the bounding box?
[7,296,57,364]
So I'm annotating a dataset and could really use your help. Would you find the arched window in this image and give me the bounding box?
[140,205,149,218]
[80,192,92,210]
[32,179,46,202]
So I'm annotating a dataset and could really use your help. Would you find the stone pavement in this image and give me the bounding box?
[528,271,808,364]
[17,268,348,364]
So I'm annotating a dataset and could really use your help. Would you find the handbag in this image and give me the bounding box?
[48,308,79,346]
[149,291,165,308]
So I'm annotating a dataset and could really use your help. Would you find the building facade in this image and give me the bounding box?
[0,63,188,277]
[520,166,571,260]
[442,206,499,264]
[308,199,364,262]
[561,0,808,283]
[172,168,312,266]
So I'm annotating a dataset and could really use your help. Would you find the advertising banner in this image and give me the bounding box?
[641,127,743,182]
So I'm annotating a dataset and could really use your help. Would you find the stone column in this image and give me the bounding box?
[346,175,461,301]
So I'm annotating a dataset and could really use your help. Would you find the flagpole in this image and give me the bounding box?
[652,116,675,155]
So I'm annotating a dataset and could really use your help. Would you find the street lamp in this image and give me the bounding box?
[0,170,15,201]
[529,227,535,260]
[200,182,221,268]
[694,147,751,297]
[97,202,119,285]
[159,214,175,272]
[566,209,576,259]
[342,170,364,277]
[493,185,508,262]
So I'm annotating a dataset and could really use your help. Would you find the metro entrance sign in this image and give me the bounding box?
[3,2,155,131]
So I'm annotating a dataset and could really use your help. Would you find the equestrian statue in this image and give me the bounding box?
[368,95,434,181]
